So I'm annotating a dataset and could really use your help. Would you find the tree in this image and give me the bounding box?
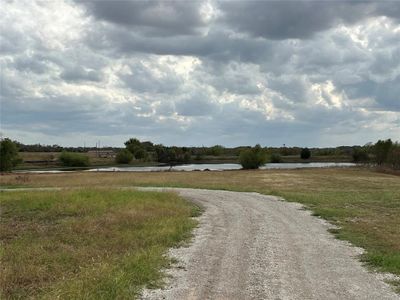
[125,138,141,154]
[115,149,133,164]
[300,148,311,160]
[352,147,369,163]
[388,143,400,170]
[124,138,148,160]
[374,139,393,165]
[154,144,169,163]
[239,144,267,169]
[0,138,22,172]
[134,148,148,160]
[154,145,191,167]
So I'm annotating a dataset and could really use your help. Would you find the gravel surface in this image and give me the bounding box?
[139,188,399,300]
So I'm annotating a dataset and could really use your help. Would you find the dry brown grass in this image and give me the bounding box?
[1,167,400,276]
[1,167,397,191]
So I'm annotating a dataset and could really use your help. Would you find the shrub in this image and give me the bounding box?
[59,151,89,167]
[300,148,311,160]
[352,147,369,163]
[270,153,282,163]
[116,149,133,164]
[239,145,267,169]
[0,138,22,172]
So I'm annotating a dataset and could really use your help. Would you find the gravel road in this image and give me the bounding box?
[140,188,399,300]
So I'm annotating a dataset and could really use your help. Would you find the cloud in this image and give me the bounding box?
[1,0,399,147]
[119,60,183,94]
[219,1,400,40]
[60,65,103,82]
[77,0,212,36]
[176,94,218,117]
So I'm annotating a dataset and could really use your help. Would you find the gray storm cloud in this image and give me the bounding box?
[0,0,399,147]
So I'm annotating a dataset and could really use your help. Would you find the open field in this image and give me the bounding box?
[1,167,399,279]
[0,189,199,299]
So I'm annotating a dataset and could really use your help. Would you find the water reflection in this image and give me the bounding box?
[17,162,357,173]
[87,162,356,172]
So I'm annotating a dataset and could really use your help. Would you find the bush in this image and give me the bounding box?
[270,153,282,163]
[352,147,369,163]
[0,138,22,172]
[116,149,133,164]
[300,148,311,160]
[59,151,89,167]
[239,145,267,169]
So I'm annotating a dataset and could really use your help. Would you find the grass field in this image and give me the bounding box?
[2,167,399,279]
[0,189,200,299]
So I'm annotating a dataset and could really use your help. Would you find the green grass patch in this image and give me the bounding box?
[0,189,199,299]
[1,168,399,282]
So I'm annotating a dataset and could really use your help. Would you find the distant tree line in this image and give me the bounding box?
[13,141,120,153]
[11,139,357,159]
[2,137,400,171]
[351,139,400,169]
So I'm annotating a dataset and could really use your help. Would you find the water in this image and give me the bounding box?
[16,162,356,173]
[86,162,356,172]
[86,163,241,172]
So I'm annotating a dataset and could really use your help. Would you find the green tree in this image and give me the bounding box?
[115,149,133,164]
[388,143,400,170]
[124,138,148,160]
[134,148,148,160]
[239,144,267,169]
[0,138,22,172]
[300,148,311,160]
[154,145,191,167]
[352,147,369,163]
[125,138,141,154]
[374,139,393,165]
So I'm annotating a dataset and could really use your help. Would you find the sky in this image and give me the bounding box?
[1,0,399,148]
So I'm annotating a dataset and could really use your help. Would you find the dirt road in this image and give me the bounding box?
[140,188,399,300]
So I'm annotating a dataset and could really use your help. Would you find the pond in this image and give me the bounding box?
[86,162,356,172]
[16,162,357,173]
